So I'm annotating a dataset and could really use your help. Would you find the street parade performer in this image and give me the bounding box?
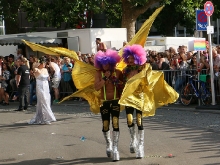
[94,49,123,161]
[119,44,179,159]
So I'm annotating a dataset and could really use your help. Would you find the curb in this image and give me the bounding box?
[158,105,220,114]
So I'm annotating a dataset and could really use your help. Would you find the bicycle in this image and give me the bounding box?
[180,74,212,106]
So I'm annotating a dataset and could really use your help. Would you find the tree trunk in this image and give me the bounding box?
[121,0,161,42]
[121,15,136,42]
[121,1,139,41]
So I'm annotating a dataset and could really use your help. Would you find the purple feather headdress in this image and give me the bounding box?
[94,49,121,70]
[122,44,146,65]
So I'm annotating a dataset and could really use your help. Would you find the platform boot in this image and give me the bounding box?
[112,131,120,161]
[128,125,137,153]
[136,130,144,159]
[103,130,112,157]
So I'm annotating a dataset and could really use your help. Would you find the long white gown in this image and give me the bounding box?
[28,71,56,124]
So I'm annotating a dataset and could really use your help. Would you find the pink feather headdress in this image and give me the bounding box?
[122,44,146,65]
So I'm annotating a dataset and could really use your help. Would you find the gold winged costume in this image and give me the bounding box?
[23,5,178,117]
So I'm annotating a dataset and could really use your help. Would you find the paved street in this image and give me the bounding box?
[0,101,220,165]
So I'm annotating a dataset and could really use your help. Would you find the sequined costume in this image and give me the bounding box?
[28,69,56,124]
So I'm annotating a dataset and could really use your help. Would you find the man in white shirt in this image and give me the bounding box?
[48,57,61,103]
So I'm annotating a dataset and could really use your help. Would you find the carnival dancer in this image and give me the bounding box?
[121,44,147,159]
[94,49,123,161]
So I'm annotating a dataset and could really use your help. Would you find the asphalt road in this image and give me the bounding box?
[0,101,220,165]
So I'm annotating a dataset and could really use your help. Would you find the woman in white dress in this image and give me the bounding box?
[28,57,56,124]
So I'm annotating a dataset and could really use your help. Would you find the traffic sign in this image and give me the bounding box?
[196,10,207,31]
[204,1,214,16]
[207,26,214,34]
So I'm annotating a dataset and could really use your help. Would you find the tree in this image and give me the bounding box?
[3,0,220,40]
[0,0,22,34]
[20,0,112,29]
[121,0,165,41]
[20,0,166,40]
[212,0,220,20]
[145,0,205,36]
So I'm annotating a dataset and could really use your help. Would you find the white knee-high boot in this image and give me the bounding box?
[103,130,112,157]
[136,130,144,159]
[112,131,120,161]
[128,125,137,153]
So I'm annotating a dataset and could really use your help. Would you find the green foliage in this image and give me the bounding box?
[138,0,205,36]
[105,0,122,27]
[0,0,220,35]
[20,0,122,29]
[21,0,86,28]
[212,0,220,20]
[0,0,22,34]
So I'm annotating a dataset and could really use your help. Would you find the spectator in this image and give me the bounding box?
[96,38,107,52]
[174,51,189,104]
[76,51,83,61]
[0,63,11,105]
[212,47,220,73]
[15,57,30,111]
[157,52,170,70]
[16,49,23,60]
[87,54,94,65]
[149,54,159,70]
[168,47,177,56]
[186,51,193,65]
[61,57,76,96]
[47,57,61,103]
[10,58,21,102]
[29,56,39,106]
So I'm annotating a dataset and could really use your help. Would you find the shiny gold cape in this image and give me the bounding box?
[119,64,179,117]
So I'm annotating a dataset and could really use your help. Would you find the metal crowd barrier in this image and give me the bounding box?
[162,69,220,104]
[58,69,220,104]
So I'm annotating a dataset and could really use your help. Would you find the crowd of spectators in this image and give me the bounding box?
[0,49,97,106]
[1,44,220,106]
[147,45,220,104]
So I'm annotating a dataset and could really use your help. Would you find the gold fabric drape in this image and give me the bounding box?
[22,40,79,60]
[119,64,179,117]
[59,60,102,114]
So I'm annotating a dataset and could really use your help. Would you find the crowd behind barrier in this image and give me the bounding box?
[1,44,220,106]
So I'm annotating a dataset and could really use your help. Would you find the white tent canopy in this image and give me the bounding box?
[0,34,62,45]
